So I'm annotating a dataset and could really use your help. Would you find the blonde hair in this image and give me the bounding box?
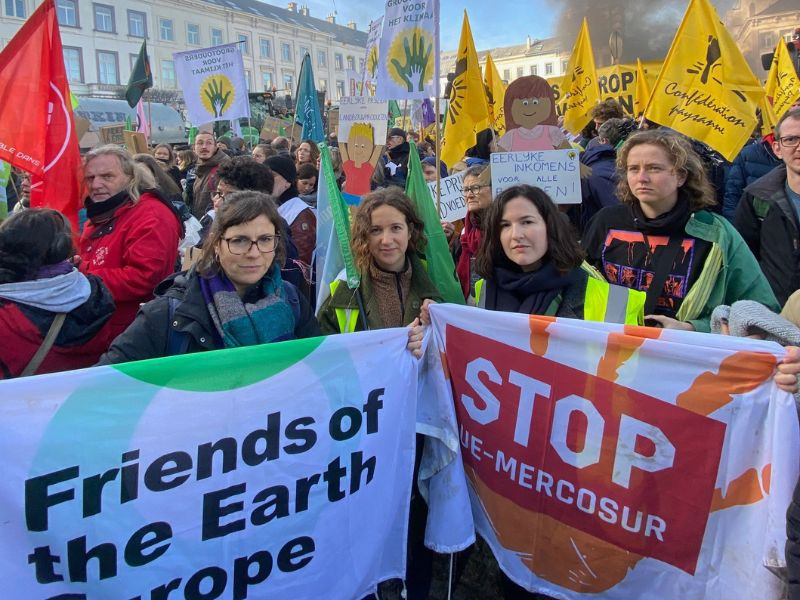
[348,122,374,142]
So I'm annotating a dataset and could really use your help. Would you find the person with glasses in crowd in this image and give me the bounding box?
[100,192,319,363]
[451,164,493,300]
[735,106,800,305]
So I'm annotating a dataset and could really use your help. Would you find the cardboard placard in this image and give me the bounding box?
[327,110,339,136]
[123,130,148,154]
[491,149,581,204]
[99,125,125,145]
[259,116,293,141]
[427,171,467,222]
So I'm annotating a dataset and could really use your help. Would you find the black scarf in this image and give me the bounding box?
[276,184,299,206]
[84,190,132,224]
[485,261,579,315]
[630,196,691,235]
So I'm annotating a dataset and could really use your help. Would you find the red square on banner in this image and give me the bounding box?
[446,324,726,574]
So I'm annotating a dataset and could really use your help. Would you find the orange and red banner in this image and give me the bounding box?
[428,304,798,598]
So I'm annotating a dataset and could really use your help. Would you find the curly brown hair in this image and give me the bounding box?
[196,191,286,277]
[615,130,716,212]
[350,188,426,272]
[475,185,584,277]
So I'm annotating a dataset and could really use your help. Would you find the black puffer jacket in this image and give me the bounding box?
[734,165,800,306]
[98,269,320,364]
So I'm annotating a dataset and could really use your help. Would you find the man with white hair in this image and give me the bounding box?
[79,145,182,337]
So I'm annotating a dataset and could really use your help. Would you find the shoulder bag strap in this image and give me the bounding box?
[21,313,67,377]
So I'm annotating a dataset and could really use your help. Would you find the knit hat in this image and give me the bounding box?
[711,301,800,346]
[388,127,406,139]
[265,154,297,183]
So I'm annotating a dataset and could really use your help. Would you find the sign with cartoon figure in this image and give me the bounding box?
[491,149,581,204]
[338,96,389,198]
[174,44,250,126]
[376,0,439,100]
[496,76,569,153]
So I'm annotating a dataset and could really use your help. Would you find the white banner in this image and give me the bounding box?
[174,43,250,125]
[426,303,799,598]
[491,148,581,203]
[361,17,383,96]
[0,330,451,598]
[376,0,439,100]
[427,171,467,222]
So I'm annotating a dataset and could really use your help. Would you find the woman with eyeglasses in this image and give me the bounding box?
[451,164,492,300]
[100,192,320,363]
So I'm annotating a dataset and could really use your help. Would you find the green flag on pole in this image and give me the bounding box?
[405,141,465,305]
[125,40,152,108]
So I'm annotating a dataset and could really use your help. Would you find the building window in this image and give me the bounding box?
[335,53,343,70]
[359,58,365,72]
[260,38,272,59]
[97,50,119,84]
[299,45,310,60]
[245,70,251,91]
[530,65,538,76]
[545,62,553,75]
[261,71,273,90]
[4,0,24,18]
[281,42,292,62]
[317,50,327,67]
[346,56,355,70]
[503,68,510,80]
[63,46,83,83]
[238,34,249,55]
[760,31,776,49]
[335,80,345,99]
[162,60,176,88]
[318,78,327,91]
[561,60,569,74]
[516,66,523,78]
[128,10,146,38]
[129,53,138,71]
[57,0,78,27]
[283,72,294,91]
[93,4,114,33]
[187,23,200,45]
[159,18,173,41]
[211,28,222,46]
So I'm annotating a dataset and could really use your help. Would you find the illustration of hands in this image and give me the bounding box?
[391,30,432,92]
[204,79,231,117]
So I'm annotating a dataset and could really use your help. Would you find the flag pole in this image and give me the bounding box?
[434,95,442,216]
[147,95,152,146]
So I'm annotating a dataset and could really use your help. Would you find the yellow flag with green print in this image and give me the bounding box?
[643,0,764,161]
[561,18,601,134]
[484,53,507,136]
[765,39,800,122]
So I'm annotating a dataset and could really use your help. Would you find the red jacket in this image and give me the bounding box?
[80,192,181,338]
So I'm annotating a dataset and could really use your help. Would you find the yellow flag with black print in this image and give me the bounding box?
[634,58,651,117]
[562,18,601,135]
[484,53,507,136]
[765,39,800,122]
[643,0,764,161]
[441,11,489,168]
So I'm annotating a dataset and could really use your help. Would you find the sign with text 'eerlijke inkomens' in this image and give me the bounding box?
[0,330,419,599]
[174,43,250,125]
[427,304,798,599]
[491,149,581,204]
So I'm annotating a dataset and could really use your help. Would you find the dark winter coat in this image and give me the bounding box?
[723,139,781,221]
[384,141,412,188]
[734,165,800,306]
[187,150,231,219]
[98,269,320,364]
[579,143,619,229]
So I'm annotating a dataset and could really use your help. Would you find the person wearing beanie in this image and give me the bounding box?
[384,127,412,188]
[266,154,316,266]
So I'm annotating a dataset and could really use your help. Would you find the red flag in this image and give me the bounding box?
[0,0,82,225]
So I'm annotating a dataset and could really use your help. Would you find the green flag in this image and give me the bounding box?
[388,100,402,128]
[125,40,152,108]
[405,141,465,305]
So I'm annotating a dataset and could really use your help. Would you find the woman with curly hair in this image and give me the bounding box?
[582,130,778,332]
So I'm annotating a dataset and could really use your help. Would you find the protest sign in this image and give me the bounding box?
[174,43,250,125]
[99,124,125,145]
[376,0,439,100]
[427,171,467,222]
[361,17,383,96]
[427,303,798,599]
[327,109,339,136]
[0,331,423,598]
[123,130,148,154]
[339,96,388,198]
[260,116,291,140]
[491,149,581,203]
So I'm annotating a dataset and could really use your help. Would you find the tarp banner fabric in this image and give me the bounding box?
[427,303,799,599]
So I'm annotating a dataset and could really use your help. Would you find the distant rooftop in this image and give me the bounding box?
[758,0,800,16]
[440,36,566,68]
[199,0,369,46]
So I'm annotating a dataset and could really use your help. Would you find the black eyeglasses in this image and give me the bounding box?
[463,184,489,195]
[778,135,800,149]
[223,234,280,255]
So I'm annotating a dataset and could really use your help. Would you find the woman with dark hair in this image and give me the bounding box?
[294,139,320,169]
[100,192,319,363]
[153,143,183,186]
[583,130,779,332]
[0,209,115,377]
[470,184,644,322]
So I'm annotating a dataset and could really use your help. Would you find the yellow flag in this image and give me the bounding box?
[643,0,764,161]
[484,53,507,136]
[634,58,651,117]
[758,93,778,136]
[441,11,490,168]
[561,18,601,134]
[765,39,800,121]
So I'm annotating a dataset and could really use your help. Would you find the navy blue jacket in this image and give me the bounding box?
[723,138,780,221]
[579,143,619,230]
